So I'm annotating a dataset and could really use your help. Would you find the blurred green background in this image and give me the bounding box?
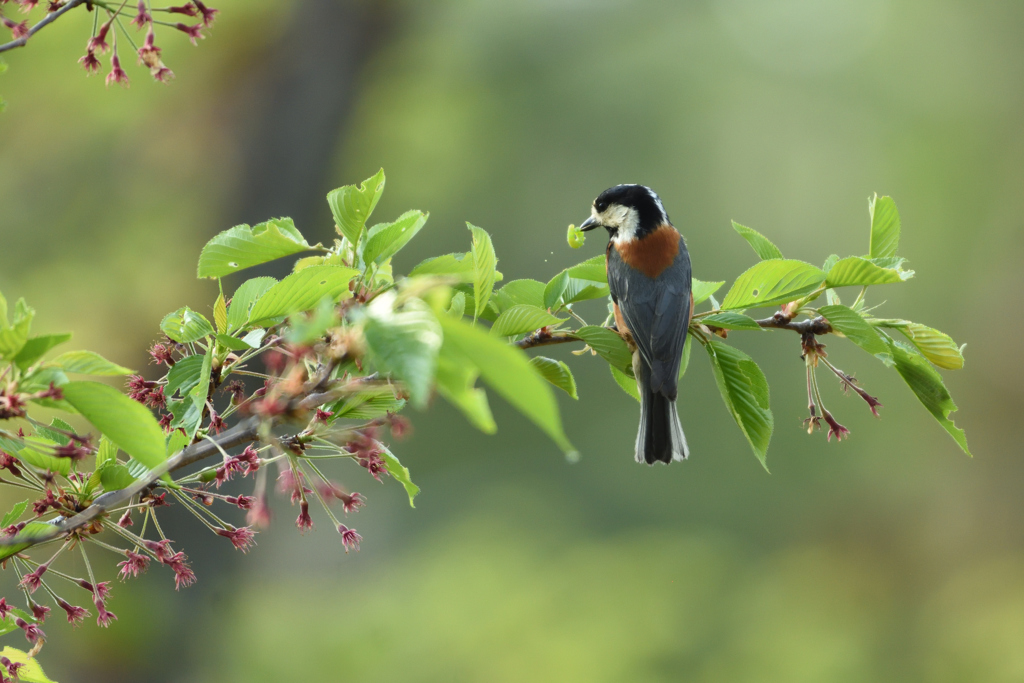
[2,0,1023,681]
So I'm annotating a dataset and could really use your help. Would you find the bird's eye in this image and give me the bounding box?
[595,201,608,212]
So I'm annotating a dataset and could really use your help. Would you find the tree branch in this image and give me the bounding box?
[0,0,86,55]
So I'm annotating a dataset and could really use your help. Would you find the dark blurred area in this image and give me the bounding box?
[1,1,1023,681]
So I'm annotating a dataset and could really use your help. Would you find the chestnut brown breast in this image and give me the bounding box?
[614,224,681,279]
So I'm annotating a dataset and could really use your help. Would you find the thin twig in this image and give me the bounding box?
[0,0,88,54]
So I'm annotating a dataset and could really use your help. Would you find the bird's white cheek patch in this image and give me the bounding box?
[604,206,640,245]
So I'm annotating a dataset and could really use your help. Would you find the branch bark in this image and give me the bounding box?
[0,0,86,55]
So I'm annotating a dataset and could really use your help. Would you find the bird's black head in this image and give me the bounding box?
[579,184,669,242]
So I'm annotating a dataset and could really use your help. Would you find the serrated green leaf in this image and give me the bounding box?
[0,500,28,528]
[226,277,277,333]
[11,333,72,370]
[35,418,74,446]
[363,210,428,265]
[61,381,167,470]
[0,646,57,683]
[530,357,578,399]
[0,297,33,360]
[331,386,406,420]
[328,169,386,245]
[378,445,419,507]
[0,521,55,562]
[490,305,565,337]
[98,462,136,492]
[468,224,498,321]
[705,339,773,469]
[566,254,607,282]
[679,335,692,379]
[826,256,913,288]
[409,252,475,281]
[701,312,764,331]
[819,304,892,363]
[161,307,215,343]
[48,350,133,376]
[197,218,316,279]
[168,398,202,436]
[732,221,783,260]
[96,435,118,468]
[494,279,546,310]
[610,364,640,402]
[248,266,358,325]
[692,279,725,306]
[543,270,569,310]
[869,194,900,259]
[576,326,633,374]
[364,298,441,409]
[293,253,347,272]
[18,437,71,476]
[213,293,228,334]
[721,260,826,311]
[560,278,609,306]
[189,352,213,416]
[438,316,574,455]
[166,354,205,398]
[876,320,964,370]
[886,338,969,455]
[434,344,496,433]
[446,291,466,318]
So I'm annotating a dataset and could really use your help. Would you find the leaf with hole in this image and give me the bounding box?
[247,266,358,325]
[721,260,825,311]
[197,217,317,279]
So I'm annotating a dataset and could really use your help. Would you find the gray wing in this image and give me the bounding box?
[608,246,692,400]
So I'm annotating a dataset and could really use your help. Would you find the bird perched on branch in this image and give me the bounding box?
[579,185,692,464]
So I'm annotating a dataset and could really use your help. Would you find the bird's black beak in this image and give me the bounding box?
[579,216,601,232]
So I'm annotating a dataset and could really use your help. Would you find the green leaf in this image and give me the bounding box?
[692,279,725,306]
[869,194,900,260]
[98,462,136,492]
[721,260,826,310]
[438,316,575,455]
[610,364,640,402]
[285,298,340,344]
[48,350,133,376]
[197,218,316,279]
[566,254,607,283]
[34,418,74,446]
[876,320,964,370]
[704,339,773,469]
[332,386,406,420]
[61,381,167,471]
[248,265,358,325]
[166,429,190,458]
[490,305,565,337]
[161,307,215,343]
[168,398,202,439]
[434,344,496,433]
[818,304,892,363]
[530,357,578,399]
[189,352,213,416]
[468,224,498,321]
[494,279,546,310]
[327,169,386,245]
[822,254,841,306]
[886,338,970,455]
[0,522,56,563]
[165,354,205,398]
[409,252,476,281]
[18,437,71,476]
[0,297,34,360]
[732,221,783,260]
[216,333,254,351]
[446,291,466,318]
[95,435,118,468]
[11,333,72,370]
[543,270,569,310]
[826,256,913,288]
[679,335,692,379]
[363,210,428,265]
[0,646,57,683]
[0,500,28,528]
[226,277,277,332]
[363,298,441,409]
[379,445,419,507]
[575,326,633,374]
[701,312,764,331]
[213,293,228,334]
[560,278,609,306]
